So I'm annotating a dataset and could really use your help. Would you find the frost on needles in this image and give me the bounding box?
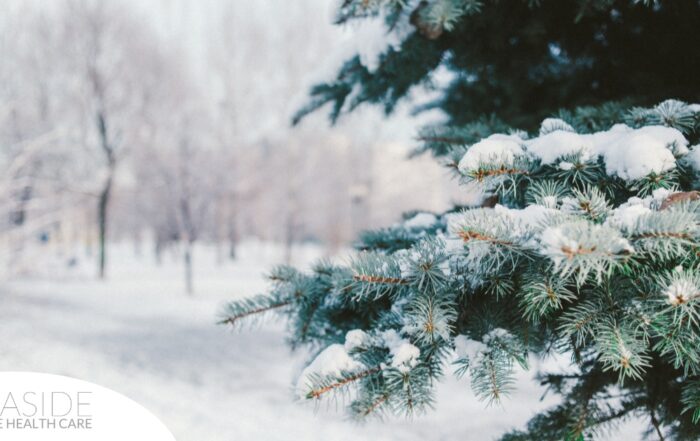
[222,100,700,439]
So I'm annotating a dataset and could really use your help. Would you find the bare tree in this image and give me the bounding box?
[62,0,163,278]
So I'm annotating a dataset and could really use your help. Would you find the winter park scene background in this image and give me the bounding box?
[2,0,700,440]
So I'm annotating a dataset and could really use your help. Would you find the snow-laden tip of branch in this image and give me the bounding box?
[295,344,368,399]
[457,134,525,174]
[457,121,690,183]
[539,221,633,284]
[381,329,420,373]
[403,212,438,229]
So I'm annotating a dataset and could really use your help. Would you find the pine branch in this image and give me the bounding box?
[220,300,291,325]
[219,294,295,327]
[306,366,382,400]
[352,274,409,285]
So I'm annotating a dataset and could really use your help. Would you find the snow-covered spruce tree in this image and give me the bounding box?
[223,100,700,439]
[294,0,700,136]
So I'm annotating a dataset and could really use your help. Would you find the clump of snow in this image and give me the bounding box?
[462,123,688,182]
[664,279,700,306]
[457,135,525,173]
[539,223,633,265]
[453,335,487,361]
[605,189,674,230]
[494,204,556,232]
[584,125,687,181]
[558,161,574,171]
[404,212,438,229]
[539,118,575,136]
[437,230,464,255]
[605,199,651,231]
[483,328,510,343]
[525,131,591,165]
[344,329,369,352]
[597,131,676,181]
[391,343,420,372]
[296,344,364,398]
[539,227,581,263]
[651,188,674,207]
[381,330,420,373]
[393,249,417,278]
[541,196,558,209]
[453,329,512,364]
[635,125,690,156]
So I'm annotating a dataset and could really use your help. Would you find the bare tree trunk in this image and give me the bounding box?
[97,172,113,279]
[229,238,237,260]
[10,184,32,226]
[154,238,163,265]
[283,213,295,265]
[228,214,237,260]
[178,176,196,295]
[96,111,116,280]
[183,240,194,296]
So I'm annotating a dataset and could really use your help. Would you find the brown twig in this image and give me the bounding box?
[458,230,513,246]
[307,367,382,399]
[221,300,291,325]
[353,274,409,285]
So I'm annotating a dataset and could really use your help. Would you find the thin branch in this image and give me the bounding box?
[220,300,292,325]
[307,367,382,399]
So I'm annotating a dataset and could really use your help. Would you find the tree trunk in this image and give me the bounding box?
[96,110,116,280]
[97,171,113,279]
[228,217,237,260]
[229,239,236,260]
[178,183,196,295]
[154,238,163,265]
[184,241,194,296]
[284,214,294,265]
[10,184,32,226]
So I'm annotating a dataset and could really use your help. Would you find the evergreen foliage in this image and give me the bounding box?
[223,1,700,439]
[294,0,700,144]
[224,100,700,439]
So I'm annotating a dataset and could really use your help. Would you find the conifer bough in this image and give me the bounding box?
[223,100,700,439]
[223,1,700,438]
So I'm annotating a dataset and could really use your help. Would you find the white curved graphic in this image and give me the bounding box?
[0,372,175,440]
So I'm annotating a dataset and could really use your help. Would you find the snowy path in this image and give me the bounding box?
[0,245,639,440]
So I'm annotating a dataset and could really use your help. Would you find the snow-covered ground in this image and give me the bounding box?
[0,243,641,440]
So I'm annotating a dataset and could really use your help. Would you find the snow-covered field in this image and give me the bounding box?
[0,243,640,440]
